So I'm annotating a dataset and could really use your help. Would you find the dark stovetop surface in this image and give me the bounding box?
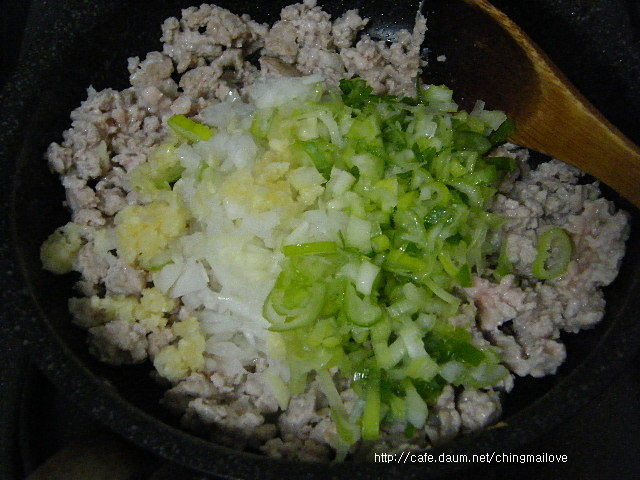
[1,1,640,479]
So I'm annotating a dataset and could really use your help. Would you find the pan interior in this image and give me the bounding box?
[10,0,640,474]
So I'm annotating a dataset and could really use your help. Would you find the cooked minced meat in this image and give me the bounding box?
[41,1,628,462]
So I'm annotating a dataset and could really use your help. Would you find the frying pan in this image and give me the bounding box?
[3,0,640,478]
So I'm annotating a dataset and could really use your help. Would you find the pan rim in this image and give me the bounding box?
[4,1,640,477]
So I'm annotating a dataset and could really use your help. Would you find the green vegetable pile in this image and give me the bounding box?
[256,78,519,448]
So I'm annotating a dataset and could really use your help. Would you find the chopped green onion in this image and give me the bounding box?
[167,114,213,142]
[388,394,407,421]
[453,130,492,155]
[344,284,382,327]
[404,355,439,381]
[282,241,338,256]
[264,283,326,331]
[439,360,465,383]
[373,338,405,369]
[398,324,426,358]
[532,227,573,280]
[316,369,345,412]
[495,240,513,280]
[404,423,416,438]
[298,140,338,179]
[488,118,516,145]
[371,234,391,253]
[456,264,472,287]
[404,380,428,428]
[423,278,459,305]
[355,260,380,296]
[412,376,446,404]
[485,156,516,172]
[361,366,381,440]
[252,76,517,443]
[332,408,360,444]
[345,216,372,252]
[263,366,290,410]
[468,362,509,387]
[423,324,486,366]
[339,77,374,109]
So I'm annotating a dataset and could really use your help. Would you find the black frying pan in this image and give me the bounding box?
[3,1,640,478]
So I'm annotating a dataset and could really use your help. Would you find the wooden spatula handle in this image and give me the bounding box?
[468,0,640,207]
[512,73,640,207]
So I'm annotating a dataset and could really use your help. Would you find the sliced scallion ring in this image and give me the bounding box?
[532,227,573,280]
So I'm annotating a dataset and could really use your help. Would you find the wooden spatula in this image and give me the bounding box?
[423,0,640,207]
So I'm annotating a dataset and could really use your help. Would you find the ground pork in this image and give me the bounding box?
[340,14,426,96]
[425,385,462,445]
[457,388,502,433]
[262,0,425,92]
[163,360,280,448]
[44,0,629,464]
[467,159,630,377]
[88,320,149,365]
